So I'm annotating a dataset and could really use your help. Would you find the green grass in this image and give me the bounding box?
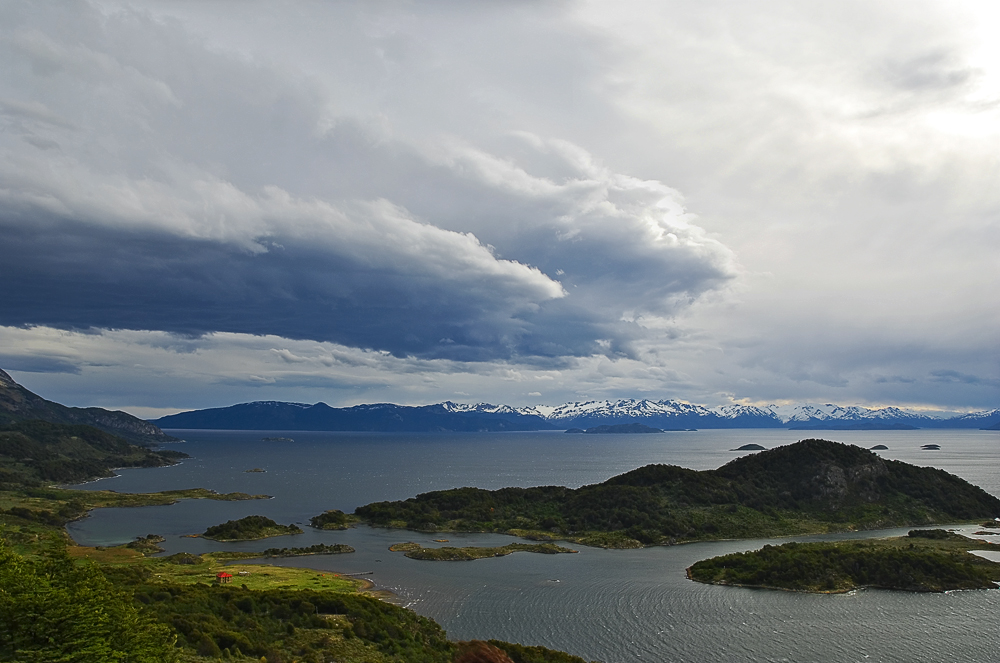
[144,553,365,593]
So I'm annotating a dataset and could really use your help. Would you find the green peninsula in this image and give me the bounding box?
[688,529,1000,593]
[202,515,303,541]
[389,541,577,561]
[310,508,360,530]
[350,439,1000,548]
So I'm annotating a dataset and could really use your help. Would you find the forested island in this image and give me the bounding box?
[202,515,304,541]
[389,541,577,561]
[688,529,1000,592]
[350,439,1000,548]
[258,542,355,557]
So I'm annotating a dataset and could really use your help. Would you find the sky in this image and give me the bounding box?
[0,0,997,418]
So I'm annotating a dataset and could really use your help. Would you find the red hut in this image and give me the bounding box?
[216,572,233,584]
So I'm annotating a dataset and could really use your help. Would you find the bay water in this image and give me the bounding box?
[67,429,1000,662]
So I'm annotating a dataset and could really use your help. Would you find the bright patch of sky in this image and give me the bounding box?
[0,0,996,414]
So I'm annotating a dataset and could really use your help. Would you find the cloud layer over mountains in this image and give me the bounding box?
[0,1,996,414]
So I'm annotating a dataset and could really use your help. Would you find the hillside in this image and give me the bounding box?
[0,419,186,488]
[352,439,1000,547]
[0,369,174,445]
[202,515,303,541]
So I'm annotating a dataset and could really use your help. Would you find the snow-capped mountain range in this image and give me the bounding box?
[153,398,1000,431]
[442,399,1000,429]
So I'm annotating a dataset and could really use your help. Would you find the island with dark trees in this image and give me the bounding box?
[348,439,1000,548]
[388,541,577,561]
[201,515,304,541]
[687,529,1000,592]
[258,542,355,557]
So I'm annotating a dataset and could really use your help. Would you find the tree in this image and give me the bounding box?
[0,540,177,662]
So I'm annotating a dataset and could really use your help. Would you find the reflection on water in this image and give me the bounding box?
[68,429,1000,663]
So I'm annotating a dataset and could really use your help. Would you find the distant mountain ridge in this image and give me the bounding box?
[152,396,1000,432]
[152,400,555,432]
[0,369,173,445]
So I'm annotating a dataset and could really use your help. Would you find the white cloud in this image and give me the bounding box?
[0,0,995,410]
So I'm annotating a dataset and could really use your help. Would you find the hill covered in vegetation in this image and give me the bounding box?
[0,369,173,445]
[687,529,1000,592]
[352,439,1000,547]
[202,515,303,541]
[0,419,186,488]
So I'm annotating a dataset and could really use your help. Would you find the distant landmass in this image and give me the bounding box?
[153,400,555,433]
[152,396,1000,432]
[566,424,664,434]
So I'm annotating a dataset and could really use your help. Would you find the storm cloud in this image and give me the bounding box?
[0,1,735,361]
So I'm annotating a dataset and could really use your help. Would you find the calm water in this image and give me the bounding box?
[68,429,1000,662]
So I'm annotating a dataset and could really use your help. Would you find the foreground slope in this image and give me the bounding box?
[353,439,1000,547]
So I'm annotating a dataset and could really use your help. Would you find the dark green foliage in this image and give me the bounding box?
[688,539,1000,592]
[309,509,357,530]
[126,581,455,662]
[260,543,354,557]
[487,640,592,663]
[352,440,1000,545]
[0,420,185,490]
[400,542,575,561]
[202,515,303,541]
[907,528,955,540]
[0,541,177,662]
[125,534,166,554]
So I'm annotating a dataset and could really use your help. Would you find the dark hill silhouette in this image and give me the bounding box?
[0,369,172,445]
[353,439,1000,546]
[153,401,555,432]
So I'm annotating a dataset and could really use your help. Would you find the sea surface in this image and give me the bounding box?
[68,429,1000,663]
